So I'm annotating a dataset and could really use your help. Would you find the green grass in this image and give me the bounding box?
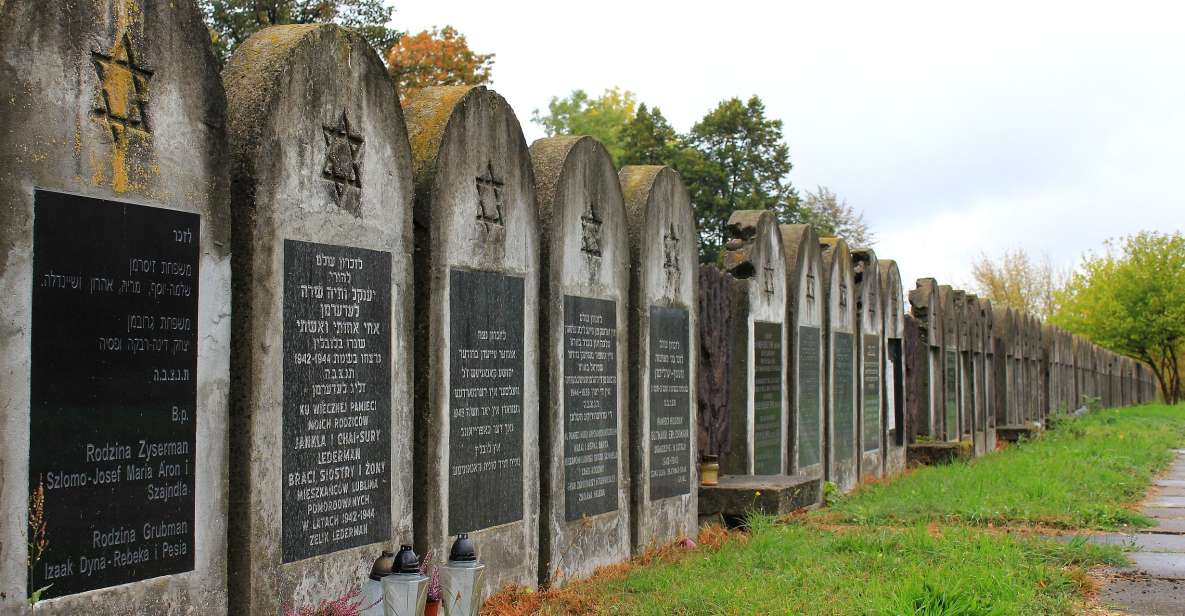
[825,404,1185,530]
[504,404,1185,615]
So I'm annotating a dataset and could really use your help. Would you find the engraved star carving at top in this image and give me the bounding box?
[762,262,776,300]
[475,162,505,225]
[321,111,365,216]
[805,266,816,307]
[839,282,848,311]
[662,223,680,273]
[580,199,602,257]
[91,32,153,141]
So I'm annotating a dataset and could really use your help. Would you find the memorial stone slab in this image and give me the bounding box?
[878,260,907,476]
[619,165,698,552]
[530,136,630,586]
[223,25,414,614]
[938,286,959,442]
[819,238,857,493]
[780,225,825,480]
[965,293,987,455]
[978,297,997,448]
[403,86,540,594]
[852,248,882,481]
[908,279,942,441]
[1,2,230,612]
[721,210,788,476]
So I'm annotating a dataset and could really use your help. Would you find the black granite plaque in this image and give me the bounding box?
[648,306,691,501]
[562,295,619,520]
[752,322,783,474]
[945,350,959,441]
[832,332,855,462]
[797,326,821,468]
[862,334,881,453]
[448,269,525,533]
[281,240,392,563]
[29,190,198,598]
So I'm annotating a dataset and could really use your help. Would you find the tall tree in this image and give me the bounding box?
[200,0,399,64]
[618,103,681,166]
[800,186,874,248]
[1051,231,1185,404]
[532,88,636,165]
[685,96,797,262]
[386,26,495,99]
[971,247,1066,319]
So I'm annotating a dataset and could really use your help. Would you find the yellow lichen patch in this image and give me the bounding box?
[402,86,475,176]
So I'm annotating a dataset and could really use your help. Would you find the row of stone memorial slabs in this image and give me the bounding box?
[0,5,1159,615]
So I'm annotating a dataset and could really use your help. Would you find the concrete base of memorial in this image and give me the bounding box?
[996,422,1042,443]
[906,441,973,466]
[697,474,823,526]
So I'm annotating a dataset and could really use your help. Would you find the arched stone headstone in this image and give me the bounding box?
[938,286,959,442]
[978,297,996,448]
[721,210,788,476]
[819,238,857,493]
[530,136,630,586]
[403,86,540,593]
[908,279,941,441]
[1,2,229,610]
[222,25,414,613]
[878,260,907,476]
[780,225,825,480]
[965,293,987,456]
[951,289,971,445]
[852,248,882,481]
[619,165,698,552]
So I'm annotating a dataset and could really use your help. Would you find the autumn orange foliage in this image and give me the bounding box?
[386,27,494,100]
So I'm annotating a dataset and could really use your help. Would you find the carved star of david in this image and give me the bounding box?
[476,162,504,225]
[805,267,816,307]
[663,223,680,273]
[762,263,776,300]
[580,200,602,257]
[91,32,153,141]
[868,295,877,321]
[321,111,365,216]
[839,282,848,310]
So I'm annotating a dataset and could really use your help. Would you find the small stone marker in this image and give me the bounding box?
[721,210,788,476]
[403,86,540,593]
[780,225,826,480]
[820,238,858,493]
[223,24,414,613]
[879,260,907,476]
[619,165,698,552]
[852,248,882,480]
[530,136,630,585]
[1,1,229,610]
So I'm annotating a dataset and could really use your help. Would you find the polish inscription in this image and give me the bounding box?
[752,322,783,474]
[797,326,822,469]
[862,334,881,453]
[832,332,855,462]
[562,296,618,520]
[29,190,198,598]
[281,240,391,563]
[648,306,691,500]
[449,269,525,533]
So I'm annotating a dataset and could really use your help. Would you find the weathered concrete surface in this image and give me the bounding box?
[403,86,540,596]
[0,2,230,613]
[852,248,882,482]
[906,442,972,466]
[820,238,858,494]
[780,225,825,481]
[530,136,630,587]
[878,260,908,478]
[698,474,822,524]
[996,423,1041,444]
[223,24,414,614]
[619,165,699,554]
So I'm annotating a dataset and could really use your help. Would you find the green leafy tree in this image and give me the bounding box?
[619,103,681,165]
[1052,231,1185,403]
[971,247,1066,320]
[800,186,875,249]
[200,0,399,64]
[532,88,637,165]
[685,96,797,262]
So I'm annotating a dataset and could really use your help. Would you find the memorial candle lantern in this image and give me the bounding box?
[382,545,428,616]
[440,533,486,616]
[360,550,395,616]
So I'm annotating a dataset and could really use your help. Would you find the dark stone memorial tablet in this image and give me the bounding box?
[562,295,619,520]
[862,334,881,452]
[281,240,392,563]
[29,190,199,598]
[945,350,959,440]
[648,306,691,500]
[448,269,525,533]
[832,332,855,461]
[797,326,822,468]
[752,322,783,474]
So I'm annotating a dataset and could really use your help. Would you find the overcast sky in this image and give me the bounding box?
[390,0,1185,295]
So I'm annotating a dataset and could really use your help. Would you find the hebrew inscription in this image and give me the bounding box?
[562,296,618,520]
[832,332,855,462]
[797,325,822,469]
[862,334,881,453]
[752,322,783,474]
[648,306,691,500]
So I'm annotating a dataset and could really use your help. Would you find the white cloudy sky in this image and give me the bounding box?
[390,0,1185,293]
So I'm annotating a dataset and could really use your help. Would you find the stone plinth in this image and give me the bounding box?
[907,441,972,466]
[698,474,823,526]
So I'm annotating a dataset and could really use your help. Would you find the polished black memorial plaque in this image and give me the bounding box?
[862,334,881,453]
[29,190,198,598]
[832,332,855,461]
[945,350,959,441]
[797,326,822,468]
[448,269,525,533]
[752,322,783,474]
[281,240,392,563]
[648,306,691,500]
[563,295,619,520]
